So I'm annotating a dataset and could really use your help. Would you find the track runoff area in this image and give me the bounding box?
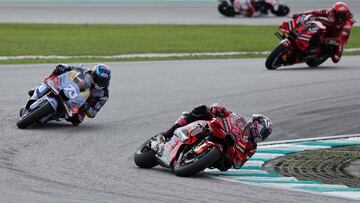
[206,134,360,201]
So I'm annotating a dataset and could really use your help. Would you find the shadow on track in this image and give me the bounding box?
[275,66,353,71]
[17,122,100,132]
[225,15,284,19]
[133,164,214,179]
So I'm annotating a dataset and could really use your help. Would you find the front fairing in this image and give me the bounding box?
[20,94,61,124]
[174,120,208,143]
[44,71,91,117]
[277,19,328,65]
[295,21,326,51]
[157,136,182,167]
[280,15,327,51]
[157,120,208,167]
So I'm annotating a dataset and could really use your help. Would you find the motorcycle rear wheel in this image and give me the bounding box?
[271,5,290,17]
[265,44,288,70]
[306,57,328,67]
[174,147,220,177]
[134,137,158,168]
[17,101,54,129]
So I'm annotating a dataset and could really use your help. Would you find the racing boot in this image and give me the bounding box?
[66,113,84,126]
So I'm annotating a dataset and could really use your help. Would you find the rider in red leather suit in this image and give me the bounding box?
[153,104,272,171]
[292,2,355,63]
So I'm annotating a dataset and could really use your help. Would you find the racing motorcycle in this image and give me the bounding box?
[218,0,290,17]
[134,113,245,177]
[265,15,335,70]
[17,71,91,129]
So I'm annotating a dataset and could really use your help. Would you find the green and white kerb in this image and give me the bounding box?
[206,134,360,200]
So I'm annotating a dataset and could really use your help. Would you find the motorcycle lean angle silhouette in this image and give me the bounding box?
[134,113,250,177]
[265,14,338,70]
[17,71,91,129]
[218,0,290,17]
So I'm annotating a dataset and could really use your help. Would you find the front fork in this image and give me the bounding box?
[193,141,223,156]
[279,38,300,64]
[25,83,49,109]
[28,94,58,112]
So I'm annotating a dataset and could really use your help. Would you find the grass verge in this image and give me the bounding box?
[0,23,359,64]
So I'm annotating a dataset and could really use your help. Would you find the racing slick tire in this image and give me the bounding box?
[271,5,290,17]
[265,44,288,70]
[17,101,54,129]
[174,147,221,177]
[134,138,158,168]
[218,2,236,17]
[306,57,328,67]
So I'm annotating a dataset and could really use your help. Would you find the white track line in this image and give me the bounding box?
[260,133,360,146]
[1,48,360,60]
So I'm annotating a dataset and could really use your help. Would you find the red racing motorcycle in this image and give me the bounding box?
[134,113,246,177]
[266,15,336,70]
[218,0,289,17]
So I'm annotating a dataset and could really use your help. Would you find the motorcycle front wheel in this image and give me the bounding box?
[265,44,288,70]
[17,101,54,129]
[218,2,236,17]
[174,147,221,177]
[134,137,158,168]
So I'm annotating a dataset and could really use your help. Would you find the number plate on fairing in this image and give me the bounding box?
[46,71,91,117]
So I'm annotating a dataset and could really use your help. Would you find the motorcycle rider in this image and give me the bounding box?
[23,63,111,126]
[292,1,355,63]
[151,103,272,171]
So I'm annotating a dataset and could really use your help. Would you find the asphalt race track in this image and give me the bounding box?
[1,57,360,202]
[1,0,360,202]
[0,0,359,25]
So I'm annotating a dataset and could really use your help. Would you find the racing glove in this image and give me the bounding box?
[52,64,71,76]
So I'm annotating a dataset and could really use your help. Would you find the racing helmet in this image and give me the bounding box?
[91,64,111,88]
[332,2,350,22]
[248,114,272,143]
